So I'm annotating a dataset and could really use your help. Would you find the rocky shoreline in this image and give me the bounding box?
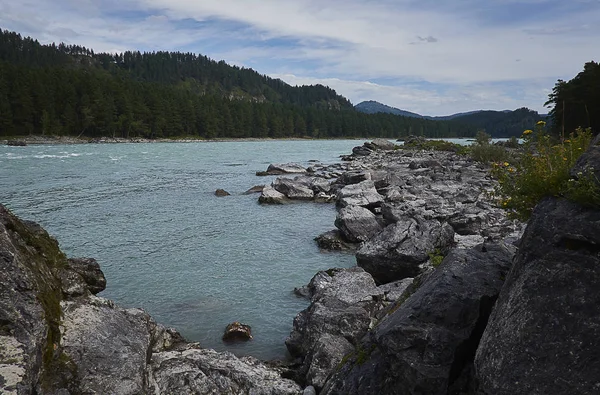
[2,137,599,394]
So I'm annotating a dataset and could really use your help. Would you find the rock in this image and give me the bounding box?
[369,138,396,151]
[215,188,231,197]
[336,180,384,210]
[66,257,106,295]
[273,177,314,200]
[258,185,290,204]
[243,185,265,194]
[222,321,253,342]
[257,163,307,176]
[474,198,600,395]
[334,205,383,243]
[303,385,317,395]
[149,347,302,394]
[314,230,358,251]
[286,267,387,390]
[322,243,515,395]
[6,140,27,146]
[356,216,455,283]
[338,171,371,185]
[352,146,372,156]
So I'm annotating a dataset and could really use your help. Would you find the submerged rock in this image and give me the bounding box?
[215,188,231,197]
[223,321,253,342]
[244,185,265,194]
[314,230,357,251]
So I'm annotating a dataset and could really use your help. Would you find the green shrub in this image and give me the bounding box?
[470,143,510,163]
[492,122,599,220]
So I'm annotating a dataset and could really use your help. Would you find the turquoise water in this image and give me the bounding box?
[0,140,361,360]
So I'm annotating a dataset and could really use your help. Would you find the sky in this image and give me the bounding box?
[1,0,598,116]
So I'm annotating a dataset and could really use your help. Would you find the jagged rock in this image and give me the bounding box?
[336,180,384,209]
[243,185,265,194]
[6,140,27,146]
[314,230,357,251]
[259,185,289,204]
[313,192,335,203]
[273,178,314,200]
[338,171,371,186]
[215,188,231,197]
[286,268,386,390]
[474,198,600,395]
[356,216,455,283]
[222,321,253,342]
[149,347,302,394]
[257,163,307,176]
[66,257,106,295]
[352,146,372,156]
[369,138,396,151]
[334,205,383,243]
[322,243,515,395]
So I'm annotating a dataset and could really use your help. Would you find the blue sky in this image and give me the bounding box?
[1,0,598,115]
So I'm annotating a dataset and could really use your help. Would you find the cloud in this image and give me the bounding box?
[0,0,598,114]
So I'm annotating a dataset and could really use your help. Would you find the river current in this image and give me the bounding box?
[0,140,376,360]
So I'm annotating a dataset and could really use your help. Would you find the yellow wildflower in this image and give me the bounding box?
[536,120,546,126]
[503,162,509,167]
[564,139,571,143]
[563,157,568,161]
[523,129,533,135]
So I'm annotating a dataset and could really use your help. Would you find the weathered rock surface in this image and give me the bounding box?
[334,205,383,243]
[367,138,396,151]
[259,185,290,204]
[314,230,357,251]
[0,205,302,395]
[474,198,600,395]
[273,177,315,200]
[223,321,253,342]
[257,163,307,176]
[356,216,455,283]
[336,180,384,209]
[323,242,515,395]
[243,185,265,194]
[149,347,301,394]
[215,188,231,196]
[286,267,413,390]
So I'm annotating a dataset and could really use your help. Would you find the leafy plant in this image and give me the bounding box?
[492,122,599,220]
[470,130,511,163]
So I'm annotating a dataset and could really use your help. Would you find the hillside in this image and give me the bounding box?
[355,100,546,137]
[0,29,479,139]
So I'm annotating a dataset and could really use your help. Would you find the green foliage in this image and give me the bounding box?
[492,123,599,220]
[0,29,478,139]
[469,132,511,163]
[403,139,468,154]
[428,249,445,268]
[449,108,546,138]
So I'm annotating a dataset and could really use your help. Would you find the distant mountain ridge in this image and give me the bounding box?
[355,100,546,137]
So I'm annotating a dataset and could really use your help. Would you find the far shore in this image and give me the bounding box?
[1,135,476,146]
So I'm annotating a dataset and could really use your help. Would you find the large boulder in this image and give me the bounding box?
[258,185,290,204]
[356,216,455,283]
[257,163,307,176]
[286,268,402,390]
[273,177,315,200]
[474,198,600,395]
[314,230,358,251]
[323,243,516,395]
[369,138,396,151]
[336,180,384,210]
[334,205,383,243]
[65,257,106,295]
[149,347,301,394]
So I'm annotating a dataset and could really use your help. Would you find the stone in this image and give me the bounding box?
[243,185,265,194]
[214,188,231,196]
[336,180,384,210]
[334,205,383,243]
[222,321,253,342]
[6,140,27,146]
[352,146,372,156]
[257,163,307,176]
[66,257,106,295]
[474,198,600,395]
[149,347,302,394]
[356,216,455,283]
[273,177,314,200]
[314,230,357,251]
[258,185,290,204]
[322,243,515,395]
[369,138,396,151]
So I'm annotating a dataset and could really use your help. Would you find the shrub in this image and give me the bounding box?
[492,122,599,220]
[469,131,511,163]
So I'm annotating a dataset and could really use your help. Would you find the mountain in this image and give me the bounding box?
[355,100,546,137]
[354,101,424,118]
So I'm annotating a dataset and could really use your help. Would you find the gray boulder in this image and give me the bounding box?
[352,146,372,156]
[314,230,358,251]
[334,205,383,243]
[257,163,307,176]
[356,216,455,283]
[149,347,302,394]
[259,185,290,204]
[474,198,600,395]
[66,257,106,295]
[369,138,396,151]
[336,180,384,210]
[273,178,314,200]
[323,243,515,395]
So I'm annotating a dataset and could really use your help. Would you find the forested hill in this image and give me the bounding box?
[355,100,546,137]
[0,29,477,139]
